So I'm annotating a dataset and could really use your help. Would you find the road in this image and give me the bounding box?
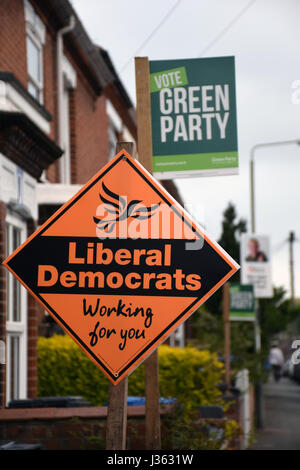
[251,376,300,450]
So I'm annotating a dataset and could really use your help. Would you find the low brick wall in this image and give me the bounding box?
[0,399,243,450]
[0,406,171,450]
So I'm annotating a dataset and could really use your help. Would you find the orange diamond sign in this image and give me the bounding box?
[3,150,239,384]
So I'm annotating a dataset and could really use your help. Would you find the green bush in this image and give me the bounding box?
[38,335,224,409]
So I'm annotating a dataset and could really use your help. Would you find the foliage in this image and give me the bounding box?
[158,345,224,411]
[189,202,300,384]
[218,202,247,268]
[188,306,264,384]
[38,334,109,406]
[259,287,300,350]
[205,202,246,317]
[188,307,223,352]
[229,322,267,383]
[162,405,240,450]
[38,336,224,410]
[224,419,240,440]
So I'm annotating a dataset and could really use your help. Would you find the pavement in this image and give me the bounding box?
[251,376,300,450]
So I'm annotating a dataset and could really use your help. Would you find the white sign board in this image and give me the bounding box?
[240,233,272,298]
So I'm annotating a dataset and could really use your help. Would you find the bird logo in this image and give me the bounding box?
[93,182,161,234]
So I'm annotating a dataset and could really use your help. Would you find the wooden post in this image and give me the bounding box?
[135,56,161,450]
[134,57,153,174]
[223,282,231,392]
[115,141,134,156]
[106,378,128,450]
[105,141,134,451]
[145,351,161,449]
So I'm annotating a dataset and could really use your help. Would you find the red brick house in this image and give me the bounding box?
[0,0,184,409]
[0,0,139,408]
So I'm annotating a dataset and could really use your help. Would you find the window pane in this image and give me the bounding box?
[108,125,117,161]
[28,80,39,100]
[5,224,10,322]
[27,36,40,83]
[6,226,22,322]
[9,336,20,401]
[12,228,21,322]
[12,278,21,322]
[13,226,20,250]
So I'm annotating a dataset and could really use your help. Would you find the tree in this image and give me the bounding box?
[259,287,300,350]
[205,202,246,316]
[218,202,247,275]
[189,202,300,384]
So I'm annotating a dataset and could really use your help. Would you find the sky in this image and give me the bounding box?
[71,0,300,298]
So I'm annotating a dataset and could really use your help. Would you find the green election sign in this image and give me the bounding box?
[149,56,238,179]
[229,284,255,322]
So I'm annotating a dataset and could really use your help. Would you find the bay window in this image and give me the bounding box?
[6,214,27,403]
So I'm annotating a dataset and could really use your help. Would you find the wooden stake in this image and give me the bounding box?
[116,142,134,155]
[105,141,134,451]
[145,350,161,449]
[135,56,161,450]
[106,378,128,450]
[223,282,231,392]
[135,57,153,174]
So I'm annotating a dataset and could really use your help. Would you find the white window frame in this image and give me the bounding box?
[6,213,27,403]
[60,80,71,184]
[24,0,46,104]
[59,56,76,184]
[108,120,118,161]
[26,31,44,103]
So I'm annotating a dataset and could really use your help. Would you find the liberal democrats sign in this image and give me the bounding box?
[150,56,239,179]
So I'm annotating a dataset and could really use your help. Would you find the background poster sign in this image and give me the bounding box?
[149,56,238,179]
[240,233,272,298]
[230,284,255,321]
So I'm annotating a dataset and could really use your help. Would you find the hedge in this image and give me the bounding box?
[37,335,224,409]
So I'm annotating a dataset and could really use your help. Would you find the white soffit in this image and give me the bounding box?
[37,183,83,205]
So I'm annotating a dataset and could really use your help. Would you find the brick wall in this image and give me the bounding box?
[0,405,240,450]
[69,79,109,184]
[0,0,132,408]
[0,406,159,450]
[44,46,110,184]
[0,202,7,408]
[43,27,58,143]
[46,76,110,184]
[69,88,77,184]
[0,0,122,186]
[0,0,27,87]
[43,17,59,183]
[26,219,38,399]
[104,84,137,143]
